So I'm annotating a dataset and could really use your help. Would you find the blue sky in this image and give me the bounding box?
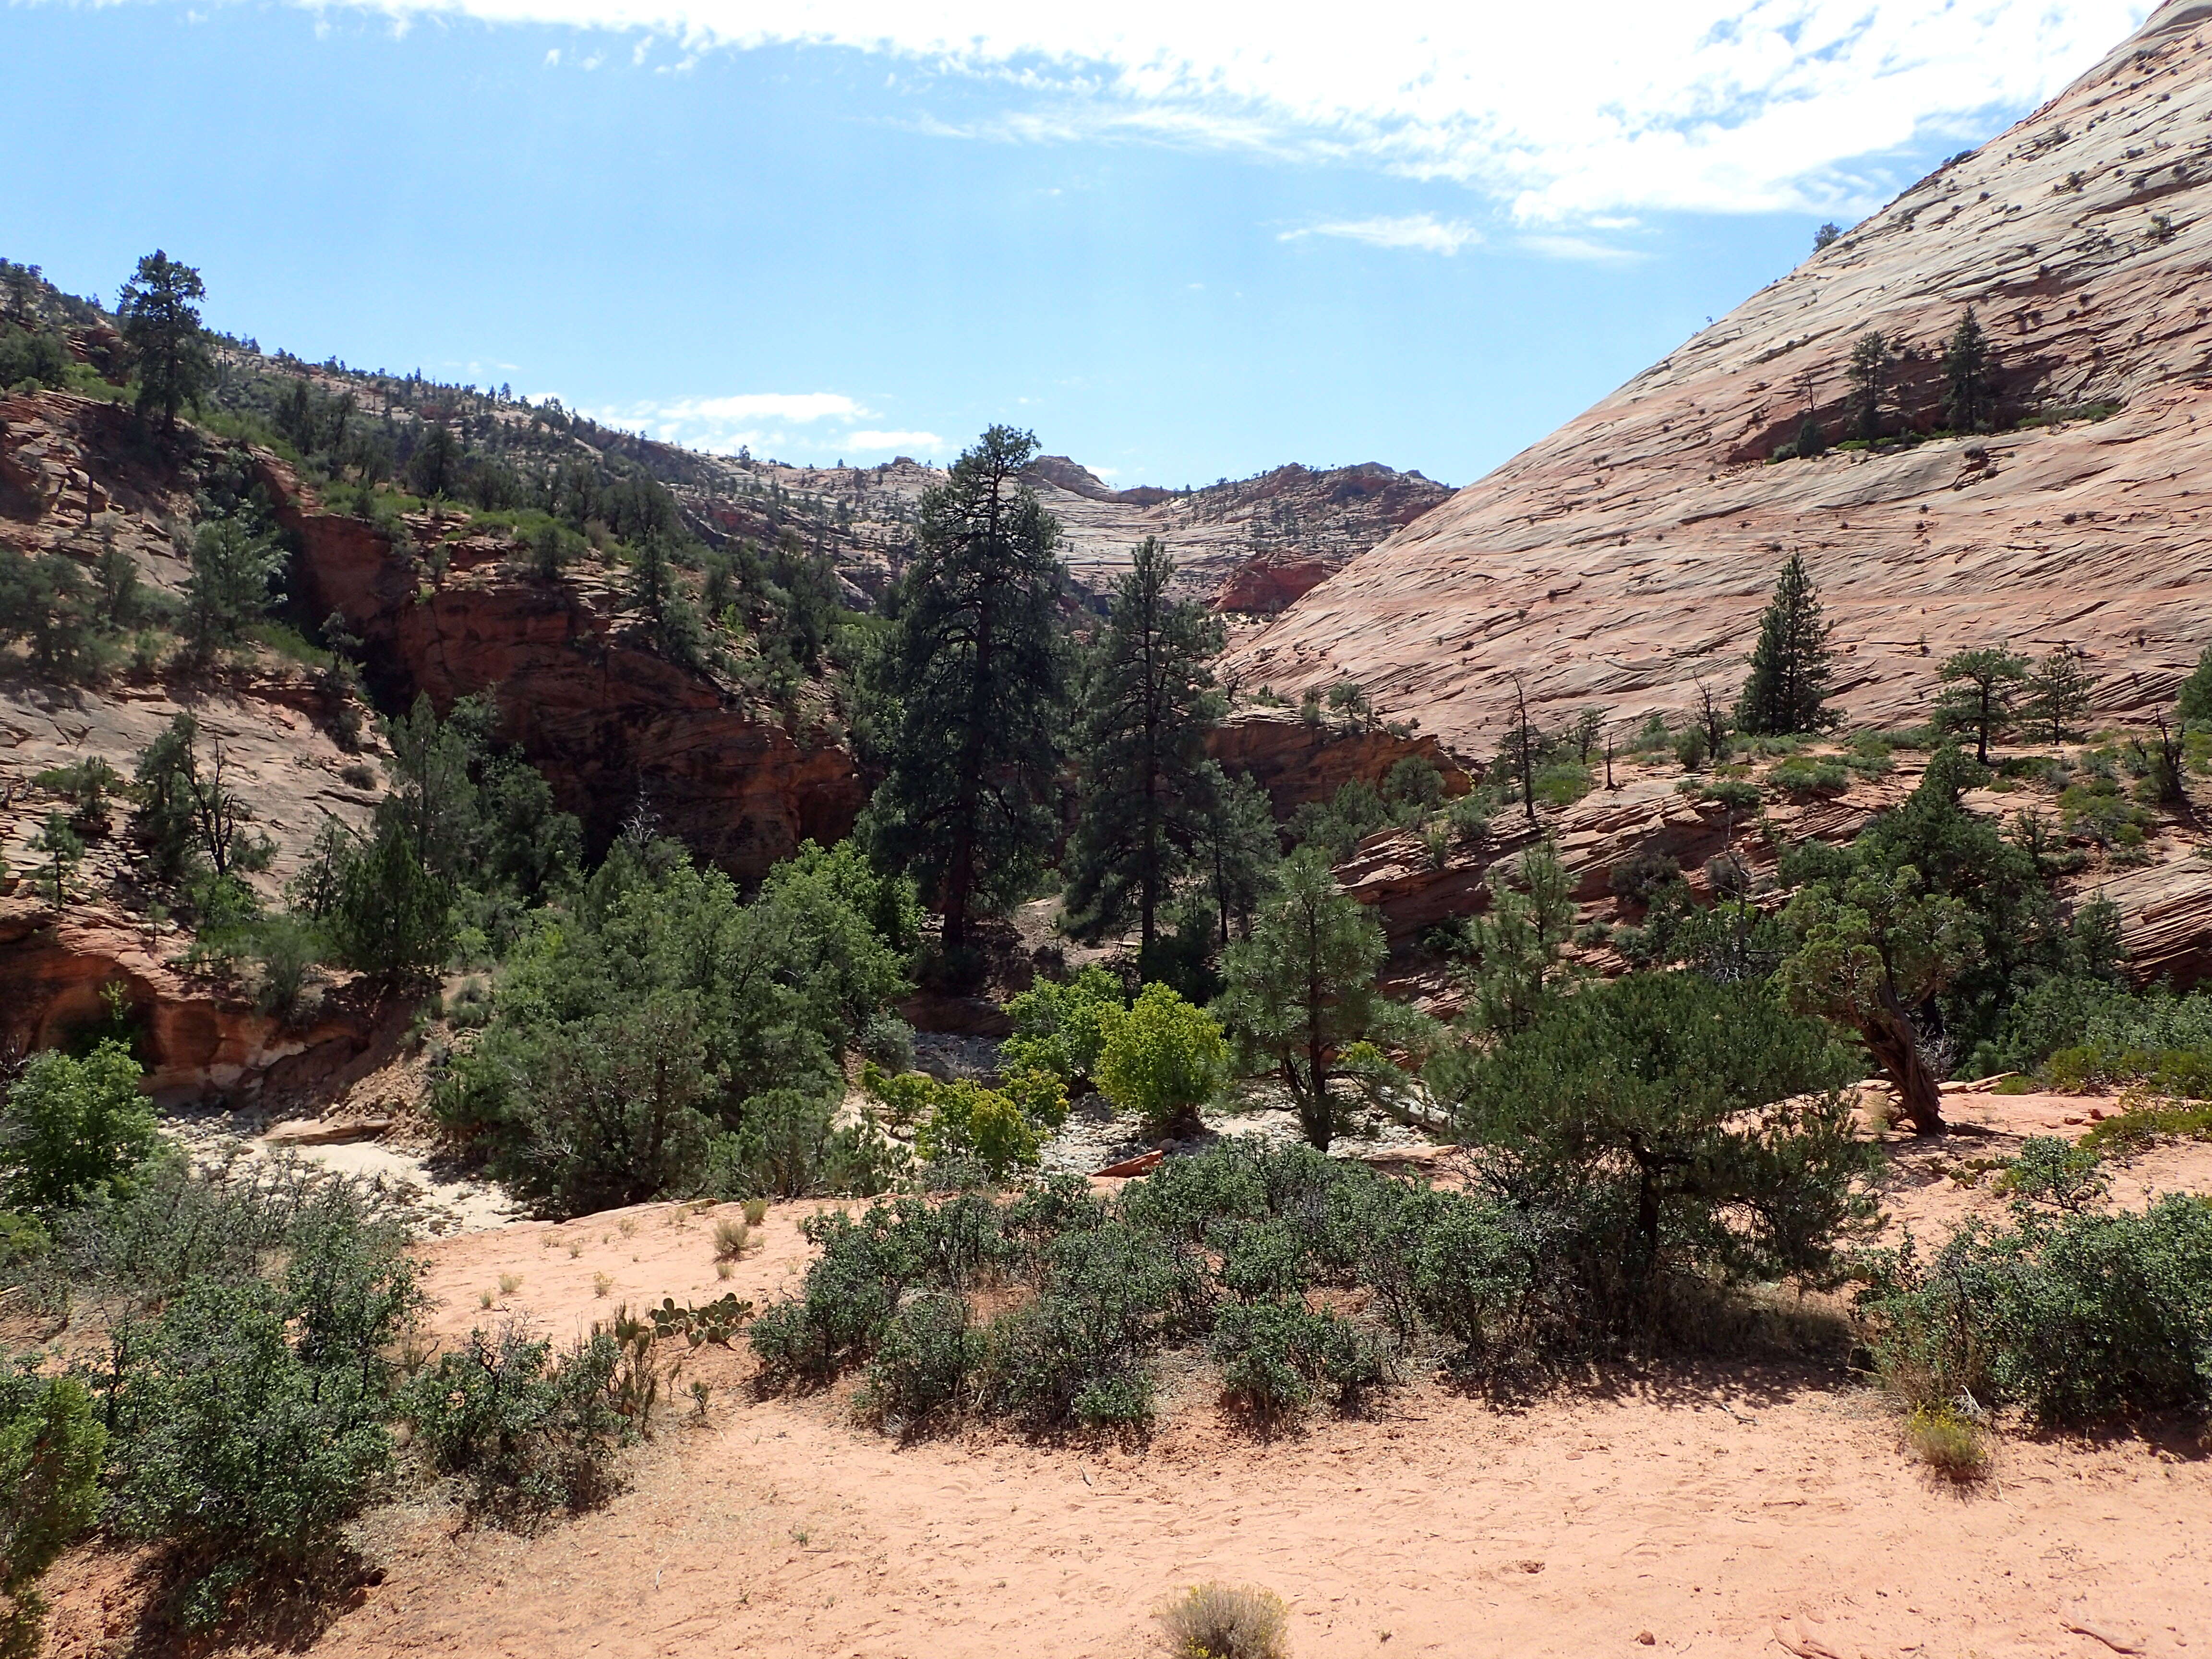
[4,0,2148,487]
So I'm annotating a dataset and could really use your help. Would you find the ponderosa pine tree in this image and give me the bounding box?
[116,251,211,438]
[1844,330,1893,442]
[864,426,1068,962]
[1063,538,1225,952]
[1734,551,1837,735]
[1191,763,1279,946]
[1941,308,1995,433]
[1218,847,1386,1151]
[1934,646,2029,764]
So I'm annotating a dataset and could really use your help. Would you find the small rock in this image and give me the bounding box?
[1636,1634,1657,1647]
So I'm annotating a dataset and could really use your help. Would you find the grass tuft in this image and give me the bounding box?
[1904,1405,1989,1483]
[1156,1582,1290,1659]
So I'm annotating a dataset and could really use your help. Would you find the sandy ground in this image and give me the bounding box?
[38,1095,2212,1659]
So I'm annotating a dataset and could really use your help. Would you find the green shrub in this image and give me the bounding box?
[913,1079,1043,1180]
[1209,1298,1381,1420]
[1383,757,1445,810]
[858,1293,978,1429]
[0,1212,48,1269]
[1095,983,1227,1137]
[1996,1136,2109,1210]
[1701,778,1763,810]
[1442,972,1868,1294]
[985,1221,1204,1429]
[1001,967,1124,1088]
[0,1366,106,1655]
[1770,756,1849,794]
[1859,1193,2212,1424]
[402,1324,629,1527]
[2080,1100,2212,1153]
[748,1205,925,1382]
[1608,850,1681,905]
[0,1041,158,1214]
[107,1276,397,1618]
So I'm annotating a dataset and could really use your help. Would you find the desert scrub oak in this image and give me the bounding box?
[1094,982,1228,1138]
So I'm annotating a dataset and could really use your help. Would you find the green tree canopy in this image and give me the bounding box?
[1460,835,1578,1036]
[2176,644,2212,728]
[863,426,1069,961]
[1192,765,1282,946]
[1063,538,1226,952]
[1734,551,1837,735]
[2023,648,2099,745]
[1844,330,1893,442]
[181,517,283,657]
[433,838,909,1212]
[1778,864,1980,1131]
[1217,848,1387,1150]
[1447,972,1870,1285]
[116,250,212,436]
[1941,308,1995,432]
[1095,983,1228,1139]
[1934,645,2029,764]
[0,1041,159,1214]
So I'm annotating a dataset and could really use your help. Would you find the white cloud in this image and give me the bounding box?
[1515,233,1648,263]
[573,390,881,453]
[1282,214,1482,254]
[595,391,864,424]
[257,0,2151,219]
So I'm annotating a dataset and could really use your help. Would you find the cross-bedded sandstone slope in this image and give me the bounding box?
[1230,0,2212,751]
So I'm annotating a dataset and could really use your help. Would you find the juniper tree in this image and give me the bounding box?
[1734,551,1837,735]
[1844,331,1893,443]
[2023,649,2099,745]
[863,426,1068,961]
[1934,646,2029,764]
[1063,538,1225,951]
[1941,308,1995,433]
[116,251,211,437]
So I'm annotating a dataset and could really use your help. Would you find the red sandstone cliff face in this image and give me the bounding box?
[0,897,402,1105]
[264,469,867,878]
[1229,0,2212,753]
[1206,708,1473,815]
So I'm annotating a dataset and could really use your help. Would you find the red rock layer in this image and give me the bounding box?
[265,466,867,879]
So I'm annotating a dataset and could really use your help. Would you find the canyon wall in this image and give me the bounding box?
[1229,0,2212,754]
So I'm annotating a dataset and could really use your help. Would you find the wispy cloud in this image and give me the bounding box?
[1515,233,1649,264]
[576,390,919,455]
[253,0,2151,219]
[1281,214,1482,255]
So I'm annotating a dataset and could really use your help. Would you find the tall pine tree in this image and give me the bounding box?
[1063,538,1225,951]
[1844,330,1892,443]
[1941,307,1994,433]
[116,251,212,438]
[1734,551,1837,735]
[864,426,1068,962]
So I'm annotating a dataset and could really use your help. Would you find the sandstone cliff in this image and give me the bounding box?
[1229,0,2212,752]
[265,469,867,877]
[657,451,1450,608]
